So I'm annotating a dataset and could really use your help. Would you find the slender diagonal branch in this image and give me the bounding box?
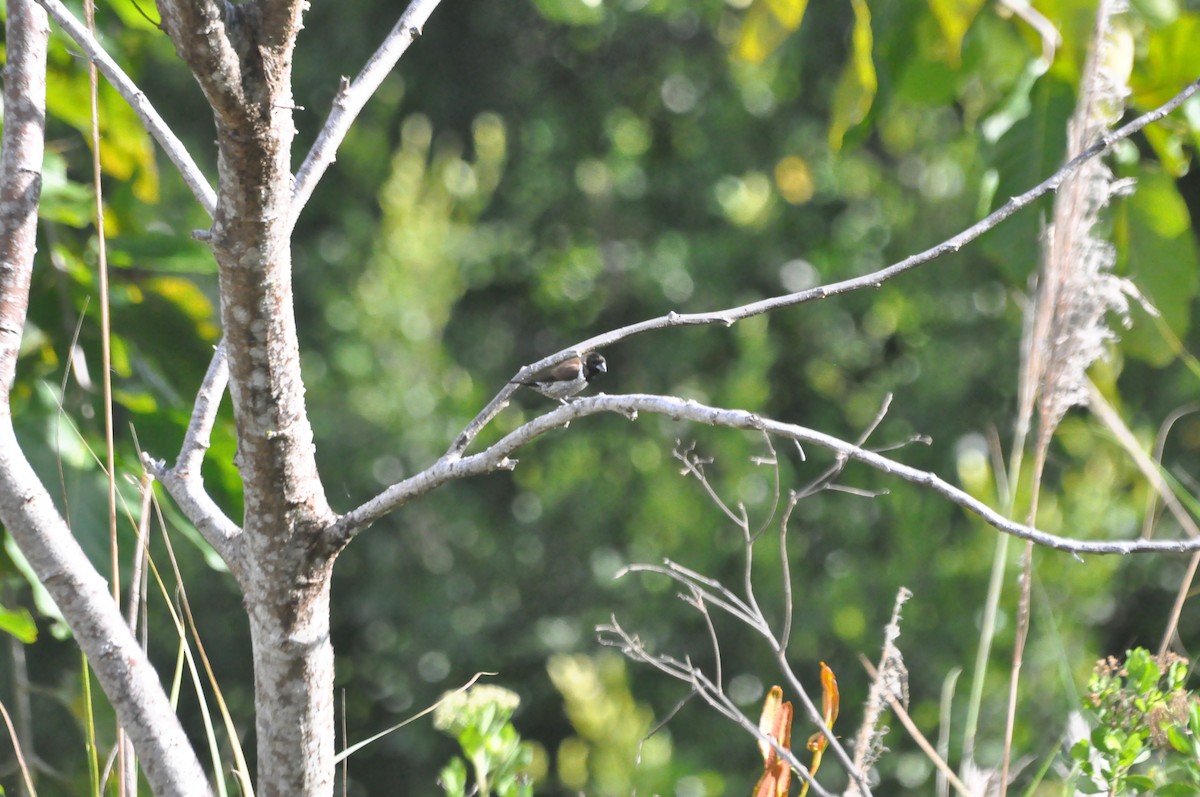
[290,0,444,230]
[35,0,217,216]
[447,74,1200,458]
[0,3,213,793]
[337,393,1200,555]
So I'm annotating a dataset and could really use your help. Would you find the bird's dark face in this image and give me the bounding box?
[583,352,607,379]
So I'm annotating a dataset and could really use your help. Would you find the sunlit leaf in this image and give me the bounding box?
[928,0,987,65]
[800,662,839,795]
[39,153,95,229]
[0,605,38,644]
[113,388,157,414]
[754,685,793,797]
[45,63,159,203]
[104,0,163,31]
[733,0,810,63]
[1129,13,1200,109]
[1114,165,1200,366]
[828,0,876,151]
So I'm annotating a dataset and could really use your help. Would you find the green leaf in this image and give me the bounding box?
[979,74,1072,278]
[0,605,38,644]
[1129,13,1200,110]
[45,68,159,203]
[1114,165,1200,366]
[828,0,876,151]
[103,0,164,31]
[1167,724,1193,755]
[1157,783,1200,797]
[733,0,810,63]
[39,153,95,229]
[439,757,467,797]
[113,388,157,415]
[928,0,987,65]
[109,233,218,275]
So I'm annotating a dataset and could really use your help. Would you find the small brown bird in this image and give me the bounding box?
[510,352,607,402]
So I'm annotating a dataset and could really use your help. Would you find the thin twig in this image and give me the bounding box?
[142,343,241,571]
[446,75,1200,459]
[34,0,216,216]
[0,697,38,797]
[337,393,1200,556]
[290,0,445,230]
[597,617,837,797]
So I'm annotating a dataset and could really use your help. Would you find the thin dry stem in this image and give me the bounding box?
[859,655,973,797]
[848,587,911,793]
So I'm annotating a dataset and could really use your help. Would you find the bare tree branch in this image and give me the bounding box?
[598,616,838,797]
[143,343,243,572]
[447,74,1200,459]
[35,0,217,216]
[0,3,214,793]
[341,393,1200,555]
[290,0,445,231]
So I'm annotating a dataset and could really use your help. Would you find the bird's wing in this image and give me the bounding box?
[513,356,583,385]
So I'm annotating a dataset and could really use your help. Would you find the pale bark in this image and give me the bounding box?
[154,1,339,793]
[0,2,213,795]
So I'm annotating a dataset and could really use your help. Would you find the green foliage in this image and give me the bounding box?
[1070,648,1200,795]
[548,653,675,794]
[433,685,537,797]
[6,0,1200,792]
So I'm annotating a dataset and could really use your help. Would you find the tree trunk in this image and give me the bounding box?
[246,570,336,797]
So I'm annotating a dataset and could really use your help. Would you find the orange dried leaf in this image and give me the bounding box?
[754,686,794,797]
[758,685,784,761]
[819,662,839,728]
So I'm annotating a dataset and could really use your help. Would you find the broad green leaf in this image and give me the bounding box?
[733,0,810,63]
[1129,13,1200,109]
[1114,166,1200,366]
[104,0,163,31]
[979,74,1072,278]
[45,64,159,203]
[828,0,876,150]
[1157,784,1200,797]
[0,605,38,644]
[113,388,157,414]
[40,153,95,229]
[928,0,986,65]
[109,233,217,275]
[1167,723,1193,755]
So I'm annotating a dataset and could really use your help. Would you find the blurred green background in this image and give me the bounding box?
[1,0,1199,793]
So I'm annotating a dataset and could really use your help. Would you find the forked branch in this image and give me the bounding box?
[341,393,1200,556]
[448,74,1200,458]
